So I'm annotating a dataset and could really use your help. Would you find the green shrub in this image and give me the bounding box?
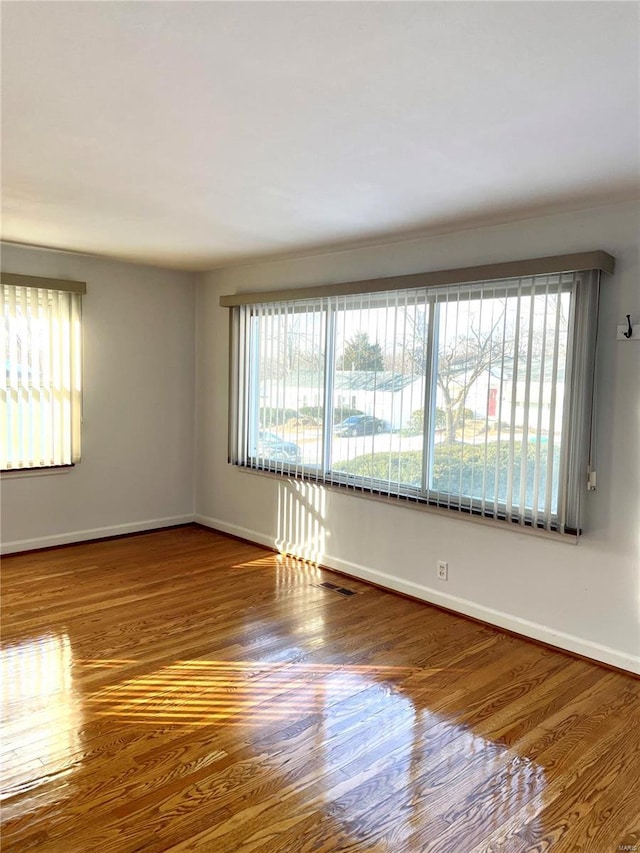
[402,407,449,436]
[298,406,363,423]
[403,409,424,436]
[333,406,364,422]
[259,407,299,428]
[334,441,560,510]
[261,406,365,430]
[334,449,423,486]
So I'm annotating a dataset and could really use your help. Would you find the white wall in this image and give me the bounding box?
[195,200,640,673]
[1,244,196,551]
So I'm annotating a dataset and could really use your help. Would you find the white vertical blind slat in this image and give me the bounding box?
[493,292,509,520]
[7,286,19,466]
[504,281,523,521]
[0,288,8,466]
[480,283,494,520]
[70,292,82,463]
[544,277,564,530]
[531,281,550,528]
[17,287,28,466]
[50,289,62,466]
[518,286,537,524]
[31,289,42,466]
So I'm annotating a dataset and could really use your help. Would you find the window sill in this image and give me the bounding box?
[234,464,579,545]
[1,464,76,480]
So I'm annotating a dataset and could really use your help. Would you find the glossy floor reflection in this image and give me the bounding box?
[1,526,638,853]
[2,633,83,804]
[87,661,415,726]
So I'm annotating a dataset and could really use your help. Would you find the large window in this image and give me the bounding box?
[1,274,84,471]
[226,254,610,536]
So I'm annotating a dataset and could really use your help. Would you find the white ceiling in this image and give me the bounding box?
[2,1,639,271]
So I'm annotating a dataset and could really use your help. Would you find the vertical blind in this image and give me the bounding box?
[229,266,602,537]
[2,283,83,469]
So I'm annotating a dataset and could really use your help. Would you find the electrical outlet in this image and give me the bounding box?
[437,560,448,581]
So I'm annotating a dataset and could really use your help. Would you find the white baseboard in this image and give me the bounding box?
[1,514,196,555]
[195,515,278,551]
[195,514,640,675]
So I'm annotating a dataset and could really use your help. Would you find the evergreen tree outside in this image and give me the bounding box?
[338,332,384,371]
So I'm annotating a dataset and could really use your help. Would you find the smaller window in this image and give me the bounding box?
[2,275,84,471]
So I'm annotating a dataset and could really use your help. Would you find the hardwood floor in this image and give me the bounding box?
[1,526,638,852]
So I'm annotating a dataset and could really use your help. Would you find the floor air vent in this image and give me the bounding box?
[317,581,357,596]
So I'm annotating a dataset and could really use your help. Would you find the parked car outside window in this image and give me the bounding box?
[257,431,303,464]
[333,416,389,437]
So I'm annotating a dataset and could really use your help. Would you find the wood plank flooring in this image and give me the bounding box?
[1,525,639,852]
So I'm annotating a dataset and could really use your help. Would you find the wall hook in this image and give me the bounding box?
[623,314,633,339]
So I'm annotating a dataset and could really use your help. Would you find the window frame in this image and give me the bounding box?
[1,272,85,474]
[225,253,613,540]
